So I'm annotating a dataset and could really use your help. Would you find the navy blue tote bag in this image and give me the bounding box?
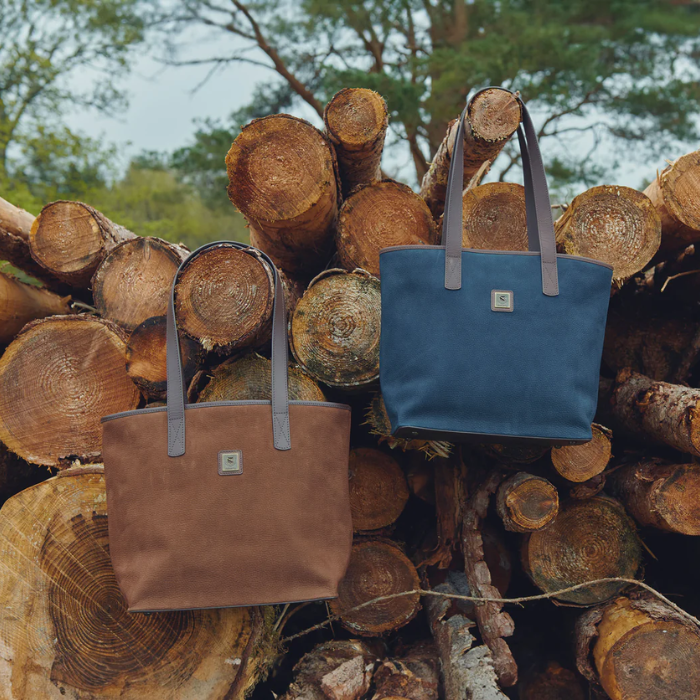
[379,88,613,445]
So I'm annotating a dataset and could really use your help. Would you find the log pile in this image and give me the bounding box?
[1,85,700,699]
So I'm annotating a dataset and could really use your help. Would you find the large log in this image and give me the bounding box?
[226,114,339,275]
[0,316,140,466]
[0,465,271,698]
[92,237,188,331]
[521,496,642,605]
[336,180,437,277]
[551,424,612,483]
[611,369,700,457]
[0,271,72,344]
[576,594,700,700]
[420,88,522,218]
[611,460,700,535]
[348,447,409,532]
[644,150,700,255]
[554,186,661,282]
[29,201,136,287]
[290,269,380,389]
[495,472,559,533]
[174,243,275,353]
[330,540,421,636]
[324,88,388,196]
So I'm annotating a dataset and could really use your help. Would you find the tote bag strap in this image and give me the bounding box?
[165,241,291,457]
[442,87,559,297]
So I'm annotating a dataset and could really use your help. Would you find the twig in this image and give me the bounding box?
[281,577,699,644]
[660,269,700,293]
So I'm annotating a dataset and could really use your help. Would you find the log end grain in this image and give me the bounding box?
[468,88,523,144]
[496,473,559,533]
[551,424,612,483]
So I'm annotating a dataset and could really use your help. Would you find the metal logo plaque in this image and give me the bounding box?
[491,290,514,312]
[218,450,243,475]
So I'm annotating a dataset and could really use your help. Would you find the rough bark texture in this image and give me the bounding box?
[611,460,700,535]
[0,271,72,344]
[29,201,136,287]
[496,472,559,533]
[420,88,522,219]
[92,237,188,331]
[551,424,612,483]
[324,88,388,197]
[0,466,272,699]
[226,114,339,276]
[521,496,642,605]
[348,447,409,532]
[519,662,586,700]
[0,315,140,466]
[336,179,437,277]
[610,368,700,457]
[372,642,439,700]
[330,540,421,636]
[644,150,700,255]
[125,315,204,400]
[290,269,380,389]
[554,186,661,281]
[174,243,275,354]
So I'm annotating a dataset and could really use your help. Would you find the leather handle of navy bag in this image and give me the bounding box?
[442,88,559,296]
[166,241,291,457]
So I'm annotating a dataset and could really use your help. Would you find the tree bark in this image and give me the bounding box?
[92,237,188,331]
[0,315,140,466]
[611,460,700,535]
[348,447,409,532]
[0,271,72,344]
[420,88,522,219]
[174,243,275,354]
[226,114,339,276]
[610,368,700,457]
[521,496,642,605]
[575,594,700,700]
[330,540,421,636]
[336,180,437,277]
[290,269,380,389]
[125,315,203,400]
[372,642,439,700]
[496,472,559,533]
[554,186,661,282]
[551,424,612,483]
[0,465,271,698]
[644,150,700,255]
[29,201,136,287]
[324,88,388,197]
[519,662,586,700]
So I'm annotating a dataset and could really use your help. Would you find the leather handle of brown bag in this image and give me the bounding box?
[442,87,559,296]
[166,241,291,457]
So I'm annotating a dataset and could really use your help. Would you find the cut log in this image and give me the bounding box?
[644,150,700,255]
[611,460,700,535]
[420,88,522,218]
[226,114,339,275]
[0,466,271,698]
[554,186,661,282]
[348,447,409,532]
[324,88,388,196]
[174,243,275,353]
[195,352,326,403]
[336,180,437,277]
[519,662,586,700]
[521,496,642,605]
[458,182,528,250]
[576,594,700,700]
[290,269,380,389]
[568,472,607,500]
[0,271,72,344]
[330,540,421,636]
[611,368,700,457]
[92,237,188,331]
[0,316,140,466]
[29,201,136,287]
[282,639,378,700]
[551,424,612,483]
[125,315,203,400]
[496,472,559,533]
[372,642,439,700]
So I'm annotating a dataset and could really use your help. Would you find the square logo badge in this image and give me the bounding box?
[491,290,514,312]
[218,450,243,475]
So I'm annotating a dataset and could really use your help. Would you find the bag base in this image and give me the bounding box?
[393,425,589,447]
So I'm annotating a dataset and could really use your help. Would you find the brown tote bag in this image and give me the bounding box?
[102,241,353,612]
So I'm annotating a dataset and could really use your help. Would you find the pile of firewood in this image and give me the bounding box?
[1,86,700,700]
